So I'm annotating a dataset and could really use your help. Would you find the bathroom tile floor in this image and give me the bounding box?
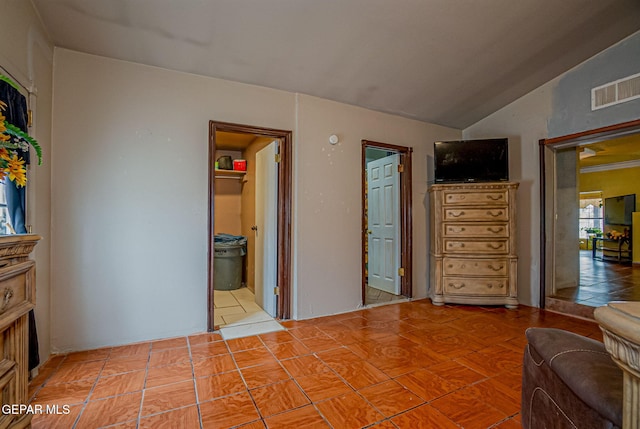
[28,299,603,428]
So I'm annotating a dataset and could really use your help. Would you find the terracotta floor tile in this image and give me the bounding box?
[369,421,397,429]
[233,346,277,368]
[91,370,145,399]
[430,386,508,429]
[139,405,200,428]
[237,421,267,429]
[188,332,223,346]
[454,344,523,377]
[101,354,148,376]
[47,360,105,384]
[391,404,459,429]
[359,380,425,417]
[299,335,342,352]
[315,391,384,429]
[295,371,353,402]
[148,347,191,368]
[263,405,330,428]
[31,404,83,429]
[141,380,196,416]
[241,361,290,389]
[250,379,310,417]
[280,354,330,378]
[109,342,151,359]
[321,353,390,390]
[287,325,327,340]
[151,337,188,351]
[145,361,193,388]
[493,417,523,428]
[196,369,246,402]
[226,335,264,352]
[266,339,310,359]
[75,392,142,428]
[64,348,111,363]
[394,368,458,402]
[192,353,236,378]
[258,330,296,345]
[471,377,521,415]
[190,341,230,360]
[427,360,487,388]
[200,392,260,428]
[32,380,94,406]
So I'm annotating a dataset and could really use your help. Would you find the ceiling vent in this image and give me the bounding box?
[592,72,640,110]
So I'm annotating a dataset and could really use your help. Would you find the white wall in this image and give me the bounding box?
[463,77,558,307]
[0,0,54,361]
[51,49,460,351]
[294,95,459,319]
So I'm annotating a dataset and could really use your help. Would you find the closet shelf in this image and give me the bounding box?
[215,169,246,179]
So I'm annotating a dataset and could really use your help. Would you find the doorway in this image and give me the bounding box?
[540,118,640,316]
[208,121,292,331]
[361,140,413,305]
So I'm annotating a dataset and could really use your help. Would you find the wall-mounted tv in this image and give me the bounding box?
[604,194,635,225]
[434,138,509,183]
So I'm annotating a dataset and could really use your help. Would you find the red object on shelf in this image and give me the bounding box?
[233,159,247,171]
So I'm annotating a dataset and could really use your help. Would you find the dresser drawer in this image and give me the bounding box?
[0,262,35,329]
[444,239,508,254]
[443,190,507,205]
[443,223,508,238]
[443,258,508,276]
[443,208,508,221]
[443,276,509,296]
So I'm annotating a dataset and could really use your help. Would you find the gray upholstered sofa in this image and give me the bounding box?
[522,327,623,429]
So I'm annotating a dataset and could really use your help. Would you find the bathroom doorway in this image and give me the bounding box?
[208,121,292,331]
[361,140,413,305]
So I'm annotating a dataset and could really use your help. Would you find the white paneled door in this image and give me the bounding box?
[367,153,400,295]
[255,140,278,317]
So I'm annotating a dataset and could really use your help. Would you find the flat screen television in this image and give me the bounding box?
[604,194,635,225]
[434,138,509,183]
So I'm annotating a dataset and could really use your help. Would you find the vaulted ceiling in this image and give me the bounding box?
[32,0,640,129]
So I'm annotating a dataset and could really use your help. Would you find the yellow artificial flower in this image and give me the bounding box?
[5,154,26,187]
[0,113,8,143]
[0,148,8,161]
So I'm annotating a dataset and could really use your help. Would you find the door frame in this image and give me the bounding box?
[208,121,292,331]
[539,118,640,308]
[361,140,413,302]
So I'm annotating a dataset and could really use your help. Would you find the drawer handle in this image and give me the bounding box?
[486,195,502,201]
[0,288,14,313]
[485,283,504,289]
[487,211,503,217]
[487,243,503,249]
[449,243,465,248]
[449,282,465,289]
[448,195,465,201]
[487,227,504,234]
[487,264,504,271]
[449,211,465,218]
[448,227,465,233]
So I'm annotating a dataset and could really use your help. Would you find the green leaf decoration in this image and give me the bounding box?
[0,74,21,92]
[4,122,42,165]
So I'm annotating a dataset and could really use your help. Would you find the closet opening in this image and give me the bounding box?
[208,121,292,331]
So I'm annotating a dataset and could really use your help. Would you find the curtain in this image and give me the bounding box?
[0,79,39,370]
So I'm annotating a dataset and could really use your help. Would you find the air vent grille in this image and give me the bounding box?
[592,72,640,110]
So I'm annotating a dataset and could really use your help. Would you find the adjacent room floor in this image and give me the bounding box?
[551,250,640,307]
[28,299,602,428]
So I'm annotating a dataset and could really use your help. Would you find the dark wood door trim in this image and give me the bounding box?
[539,118,640,310]
[208,121,293,331]
[361,140,413,303]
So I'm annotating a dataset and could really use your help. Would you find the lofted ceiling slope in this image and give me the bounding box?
[32,0,640,129]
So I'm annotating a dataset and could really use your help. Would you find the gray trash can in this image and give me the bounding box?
[214,234,247,291]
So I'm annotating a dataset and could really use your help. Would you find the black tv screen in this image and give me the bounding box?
[604,194,635,225]
[434,139,509,183]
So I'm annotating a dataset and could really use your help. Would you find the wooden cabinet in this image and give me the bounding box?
[429,183,518,308]
[0,235,40,429]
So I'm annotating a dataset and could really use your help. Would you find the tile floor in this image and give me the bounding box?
[214,287,272,327]
[551,250,640,307]
[28,299,603,428]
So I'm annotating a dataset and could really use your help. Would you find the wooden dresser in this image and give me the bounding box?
[0,235,40,429]
[429,182,518,308]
